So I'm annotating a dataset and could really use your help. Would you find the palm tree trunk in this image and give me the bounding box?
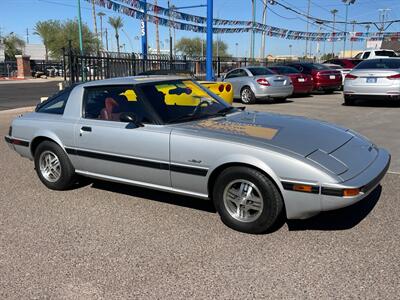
[116,31,120,53]
[45,46,48,62]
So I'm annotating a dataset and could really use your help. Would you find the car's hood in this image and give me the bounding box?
[180,111,352,156]
[175,111,378,181]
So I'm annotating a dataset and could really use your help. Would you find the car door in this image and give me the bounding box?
[72,85,171,187]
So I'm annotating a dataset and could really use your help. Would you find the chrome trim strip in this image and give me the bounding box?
[75,170,209,199]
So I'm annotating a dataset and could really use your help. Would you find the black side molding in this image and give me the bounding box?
[4,136,29,147]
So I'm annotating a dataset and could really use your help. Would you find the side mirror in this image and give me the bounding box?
[120,112,143,128]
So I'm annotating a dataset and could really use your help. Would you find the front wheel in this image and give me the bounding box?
[240,87,256,104]
[34,141,77,190]
[213,167,284,234]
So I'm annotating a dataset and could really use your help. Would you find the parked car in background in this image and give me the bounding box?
[343,58,400,105]
[222,67,293,104]
[354,49,399,60]
[323,59,363,86]
[323,63,348,87]
[268,65,313,95]
[285,62,342,93]
[5,76,390,234]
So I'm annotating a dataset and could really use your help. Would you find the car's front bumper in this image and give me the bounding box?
[283,148,391,219]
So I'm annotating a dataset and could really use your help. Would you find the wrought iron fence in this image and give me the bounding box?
[0,61,17,77]
[63,48,315,84]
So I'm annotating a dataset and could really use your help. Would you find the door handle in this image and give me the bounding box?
[81,126,92,132]
[80,126,92,136]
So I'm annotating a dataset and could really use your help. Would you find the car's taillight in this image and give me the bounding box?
[218,84,224,92]
[345,74,358,80]
[387,74,400,80]
[225,84,232,92]
[256,78,270,86]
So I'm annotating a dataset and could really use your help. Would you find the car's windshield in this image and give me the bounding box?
[355,59,400,70]
[137,80,234,124]
[248,67,274,76]
[308,63,331,70]
[375,51,397,57]
[270,66,300,74]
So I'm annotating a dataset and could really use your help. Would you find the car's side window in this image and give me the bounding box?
[354,52,362,59]
[36,89,71,115]
[362,52,370,59]
[83,85,154,124]
[225,69,239,79]
[237,69,248,77]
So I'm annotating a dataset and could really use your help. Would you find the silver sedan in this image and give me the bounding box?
[222,67,293,104]
[5,76,390,234]
[344,58,400,105]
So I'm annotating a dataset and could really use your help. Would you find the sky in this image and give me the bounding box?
[1,0,400,57]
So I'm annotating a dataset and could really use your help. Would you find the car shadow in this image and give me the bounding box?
[287,185,382,231]
[233,98,294,105]
[84,179,381,233]
[342,99,400,108]
[90,179,217,213]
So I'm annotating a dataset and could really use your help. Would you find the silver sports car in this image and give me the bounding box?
[222,66,293,104]
[344,58,400,105]
[5,76,390,234]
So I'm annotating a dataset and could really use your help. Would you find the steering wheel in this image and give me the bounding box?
[192,100,211,116]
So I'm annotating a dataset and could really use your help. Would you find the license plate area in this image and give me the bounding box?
[366,77,377,83]
[329,75,336,79]
[298,78,305,82]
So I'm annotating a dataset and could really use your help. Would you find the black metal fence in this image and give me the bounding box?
[0,61,17,77]
[63,49,315,84]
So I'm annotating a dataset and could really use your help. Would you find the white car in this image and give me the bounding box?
[354,49,398,60]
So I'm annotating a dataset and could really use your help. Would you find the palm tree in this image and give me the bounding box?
[3,33,25,60]
[34,20,60,62]
[108,16,123,53]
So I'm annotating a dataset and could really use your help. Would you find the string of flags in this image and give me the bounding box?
[89,0,400,42]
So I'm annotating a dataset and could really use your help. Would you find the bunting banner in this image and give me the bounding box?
[89,0,400,41]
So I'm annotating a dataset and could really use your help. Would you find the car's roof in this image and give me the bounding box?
[80,75,186,87]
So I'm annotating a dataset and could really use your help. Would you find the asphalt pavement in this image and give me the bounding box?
[1,94,400,299]
[0,80,62,111]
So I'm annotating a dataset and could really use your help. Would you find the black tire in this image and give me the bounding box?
[344,95,355,106]
[34,141,76,190]
[213,166,283,234]
[325,89,335,94]
[240,87,256,104]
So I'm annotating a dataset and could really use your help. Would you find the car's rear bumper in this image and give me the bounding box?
[254,86,294,98]
[314,82,342,90]
[283,148,391,219]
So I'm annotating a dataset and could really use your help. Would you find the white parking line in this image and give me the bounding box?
[388,171,400,175]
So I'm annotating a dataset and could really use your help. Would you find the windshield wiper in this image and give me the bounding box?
[166,113,209,124]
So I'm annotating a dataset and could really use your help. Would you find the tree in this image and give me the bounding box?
[48,19,99,59]
[320,53,334,61]
[34,20,61,62]
[3,34,25,60]
[175,37,230,57]
[108,16,123,53]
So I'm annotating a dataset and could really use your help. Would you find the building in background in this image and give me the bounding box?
[381,39,400,53]
[24,44,46,60]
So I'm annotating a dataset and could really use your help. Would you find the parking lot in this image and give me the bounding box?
[1,92,399,299]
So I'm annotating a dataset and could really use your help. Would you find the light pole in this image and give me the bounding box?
[305,0,311,58]
[350,20,356,57]
[250,0,256,61]
[365,24,370,48]
[97,12,106,49]
[330,9,338,58]
[342,0,356,58]
[206,0,213,80]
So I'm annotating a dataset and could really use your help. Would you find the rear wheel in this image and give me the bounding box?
[34,141,76,190]
[325,89,335,94]
[241,87,256,104]
[213,167,283,234]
